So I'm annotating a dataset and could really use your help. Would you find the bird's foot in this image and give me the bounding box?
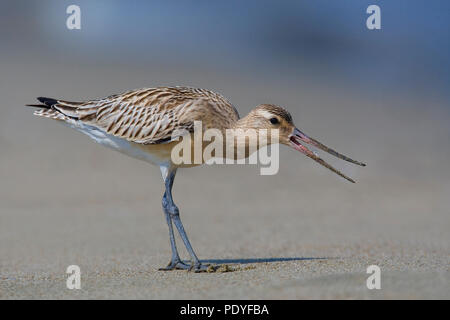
[158,260,213,272]
[189,262,212,273]
[159,260,191,271]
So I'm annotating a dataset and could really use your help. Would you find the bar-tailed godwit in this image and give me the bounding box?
[27,86,365,272]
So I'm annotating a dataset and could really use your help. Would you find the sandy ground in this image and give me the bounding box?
[1,61,449,299]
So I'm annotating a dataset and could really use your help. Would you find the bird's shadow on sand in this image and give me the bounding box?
[202,257,331,265]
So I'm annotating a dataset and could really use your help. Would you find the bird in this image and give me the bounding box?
[27,86,365,272]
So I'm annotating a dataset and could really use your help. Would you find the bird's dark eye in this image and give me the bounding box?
[270,117,279,125]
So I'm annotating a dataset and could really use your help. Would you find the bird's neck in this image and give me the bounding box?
[231,114,253,130]
[225,115,274,155]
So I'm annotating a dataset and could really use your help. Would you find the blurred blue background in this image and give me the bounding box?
[1,0,450,211]
[1,0,449,98]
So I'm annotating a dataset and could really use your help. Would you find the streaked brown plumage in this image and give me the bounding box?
[28,86,365,272]
[36,87,239,144]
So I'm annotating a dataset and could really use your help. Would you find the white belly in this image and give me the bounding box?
[65,121,169,167]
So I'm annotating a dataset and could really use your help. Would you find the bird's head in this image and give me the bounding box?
[243,104,295,141]
[241,104,366,182]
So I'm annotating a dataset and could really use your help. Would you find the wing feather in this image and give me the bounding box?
[46,87,240,145]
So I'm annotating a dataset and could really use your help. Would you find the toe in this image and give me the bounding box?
[191,263,211,273]
[159,260,191,271]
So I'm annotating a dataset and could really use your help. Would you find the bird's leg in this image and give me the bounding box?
[162,170,209,272]
[172,214,209,272]
[159,191,190,271]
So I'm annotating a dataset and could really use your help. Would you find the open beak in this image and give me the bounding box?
[289,128,366,183]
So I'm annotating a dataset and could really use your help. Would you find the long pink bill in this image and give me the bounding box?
[289,128,366,183]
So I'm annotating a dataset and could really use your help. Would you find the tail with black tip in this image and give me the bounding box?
[26,97,58,109]
[27,97,71,121]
